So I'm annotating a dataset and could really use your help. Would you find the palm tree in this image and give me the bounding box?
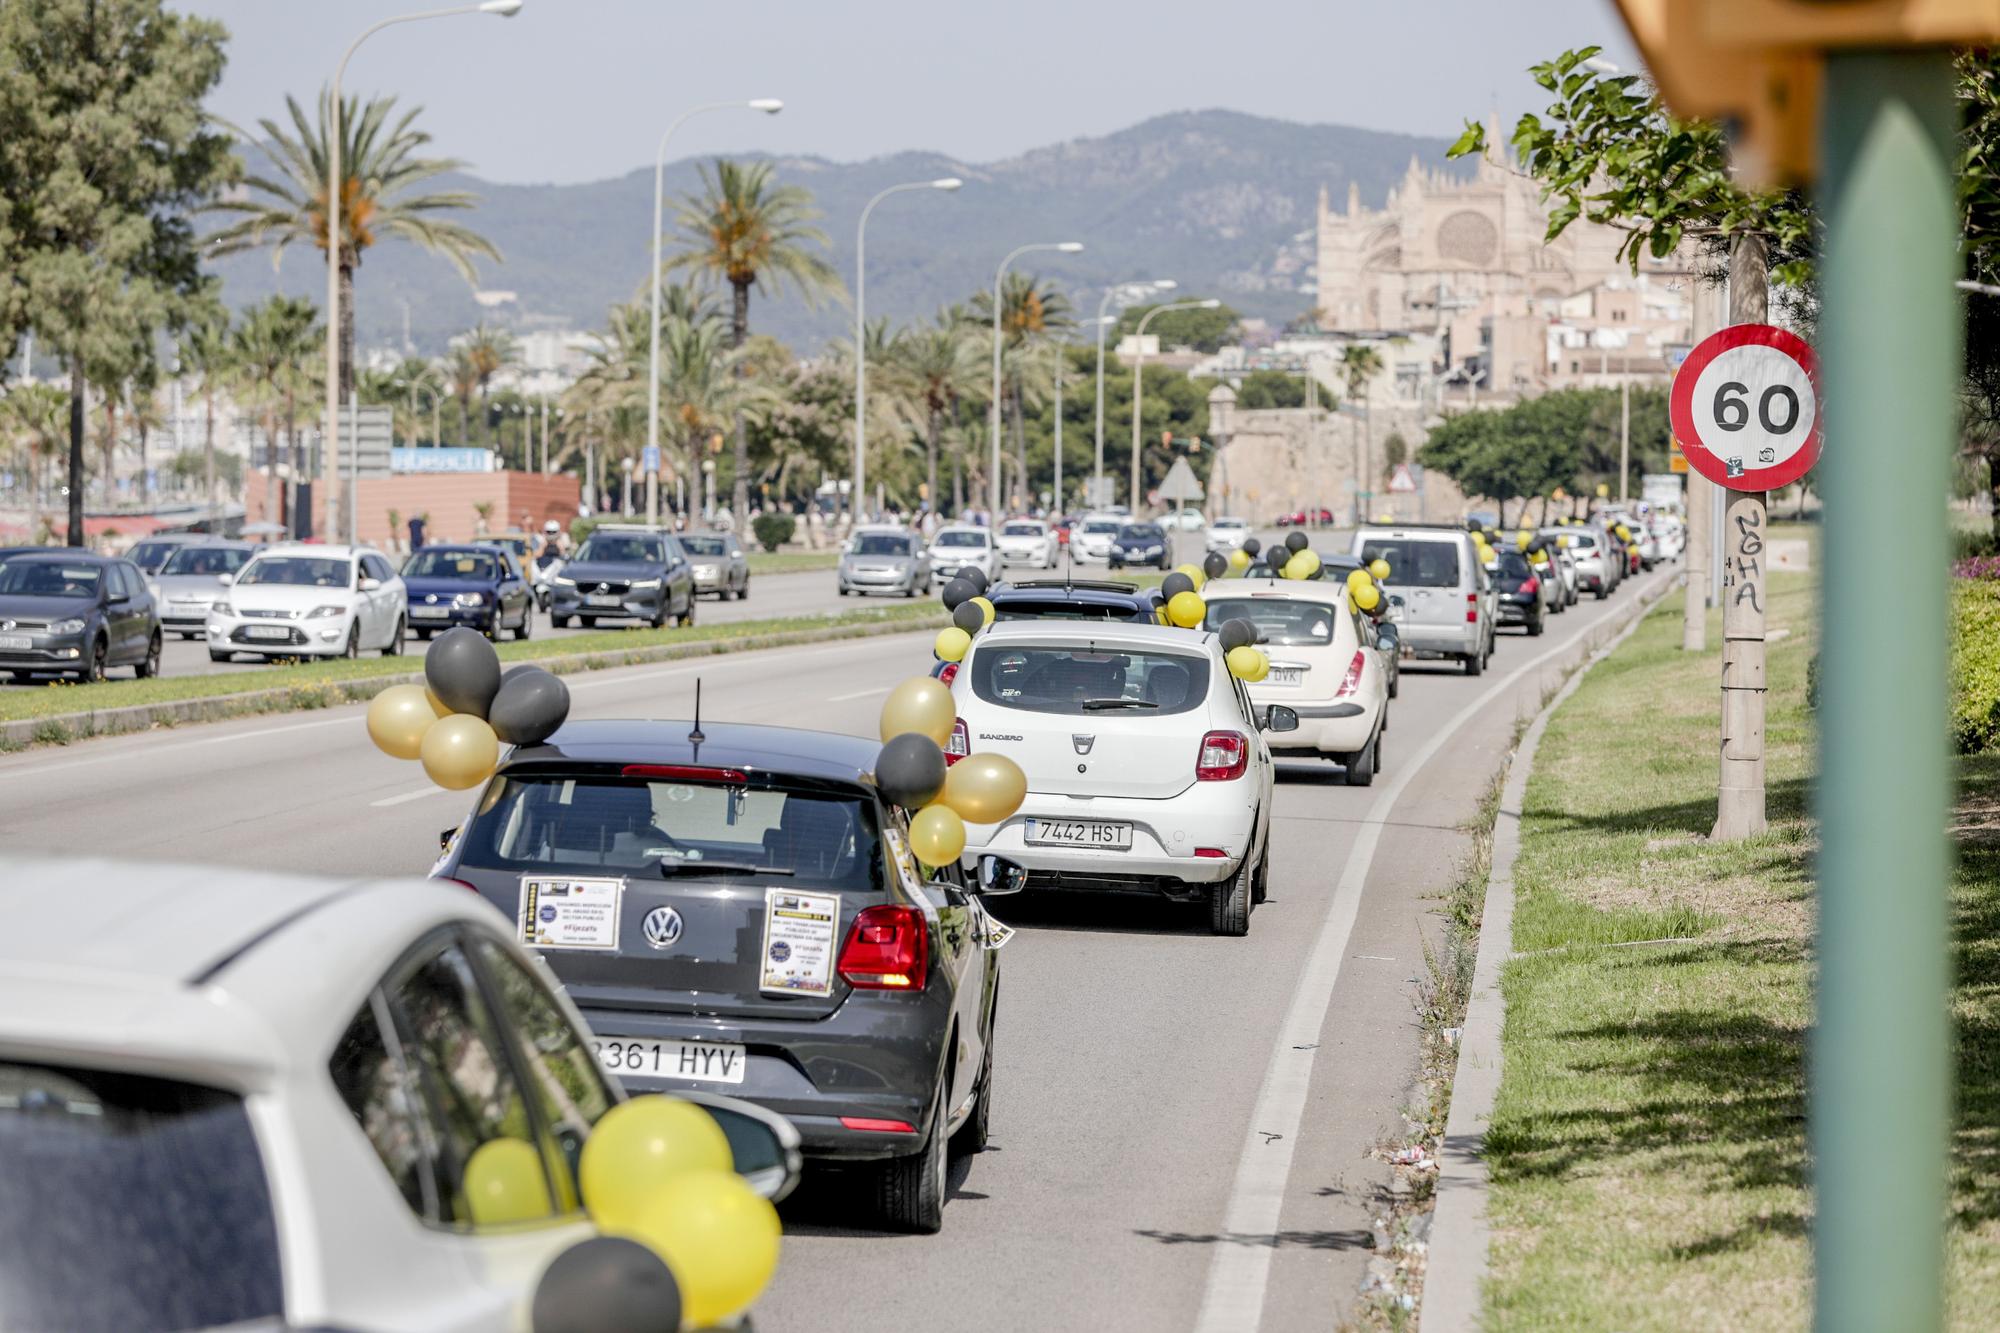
[208,91,500,404]
[970,274,1074,508]
[659,317,776,520]
[1,384,68,541]
[1340,343,1385,522]
[231,297,322,537]
[450,324,516,449]
[178,315,234,528]
[886,309,983,518]
[665,159,844,521]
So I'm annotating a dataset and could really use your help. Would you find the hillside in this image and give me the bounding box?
[204,109,1464,357]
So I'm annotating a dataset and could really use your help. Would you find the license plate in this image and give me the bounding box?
[592,1038,747,1084]
[244,625,292,640]
[1268,667,1305,687]
[586,593,623,607]
[0,635,29,651]
[410,605,450,618]
[1024,818,1132,849]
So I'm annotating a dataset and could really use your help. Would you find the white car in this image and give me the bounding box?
[1202,578,1391,785]
[930,525,1000,583]
[1160,508,1207,533]
[1207,517,1251,553]
[0,857,799,1333]
[946,621,1292,935]
[995,518,1058,567]
[1071,513,1124,563]
[208,543,407,662]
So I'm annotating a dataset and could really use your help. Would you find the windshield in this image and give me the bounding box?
[458,775,885,891]
[992,599,1139,623]
[576,534,667,564]
[158,546,249,577]
[0,560,100,597]
[1495,550,1532,580]
[126,541,185,573]
[405,550,498,581]
[1360,538,1462,589]
[1204,596,1340,647]
[679,536,726,557]
[1082,520,1119,535]
[936,530,987,549]
[237,556,351,588]
[488,537,532,557]
[851,534,913,557]
[1117,525,1164,543]
[1002,523,1044,537]
[0,1062,284,1331]
[971,643,1211,716]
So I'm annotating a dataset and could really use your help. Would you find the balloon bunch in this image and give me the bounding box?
[1228,537,1258,575]
[365,627,571,789]
[1613,522,1640,561]
[1160,563,1209,627]
[935,568,995,664]
[874,676,1026,868]
[1219,615,1270,682]
[1467,520,1497,567]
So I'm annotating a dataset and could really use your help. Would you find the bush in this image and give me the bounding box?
[1953,580,2000,753]
[569,517,600,546]
[751,512,795,553]
[1953,525,1999,561]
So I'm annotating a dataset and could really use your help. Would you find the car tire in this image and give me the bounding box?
[1387,667,1399,700]
[78,637,107,684]
[1464,649,1483,677]
[950,1035,993,1157]
[383,617,405,655]
[484,617,502,642]
[516,607,532,640]
[649,604,667,631]
[179,632,199,641]
[579,616,596,629]
[417,627,434,640]
[552,615,570,629]
[838,583,850,596]
[737,579,750,601]
[1595,587,1608,601]
[343,623,359,659]
[1529,613,1545,637]
[679,595,696,629]
[874,1082,948,1234]
[207,650,230,664]
[1210,856,1252,937]
[1345,729,1379,786]
[133,631,162,679]
[1251,850,1269,906]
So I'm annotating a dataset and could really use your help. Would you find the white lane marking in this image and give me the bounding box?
[370,785,451,807]
[1193,580,1665,1333]
[826,686,890,702]
[0,715,354,784]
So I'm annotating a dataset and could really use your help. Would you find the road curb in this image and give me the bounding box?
[1420,573,1676,1333]
[0,613,938,752]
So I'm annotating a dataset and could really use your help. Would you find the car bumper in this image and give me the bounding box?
[996,547,1046,565]
[1264,701,1376,754]
[841,568,919,591]
[1496,597,1537,623]
[160,604,215,630]
[930,561,989,581]
[0,635,91,670]
[206,617,353,654]
[1396,624,1482,656]
[406,605,494,630]
[959,793,1254,889]
[550,589,666,619]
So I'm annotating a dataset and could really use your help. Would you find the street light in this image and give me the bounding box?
[323,0,523,547]
[646,97,784,526]
[854,176,961,526]
[1094,279,1175,508]
[1129,298,1220,513]
[990,241,1083,516]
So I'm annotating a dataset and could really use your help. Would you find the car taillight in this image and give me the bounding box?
[837,905,929,990]
[1466,593,1480,623]
[1520,576,1539,596]
[1197,730,1248,781]
[945,718,969,765]
[1335,649,1366,698]
[436,877,480,893]
[938,662,959,686]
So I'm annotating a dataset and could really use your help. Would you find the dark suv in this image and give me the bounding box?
[548,526,695,630]
[0,552,162,682]
[435,720,1022,1233]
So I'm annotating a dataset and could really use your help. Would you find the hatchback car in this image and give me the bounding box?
[209,544,406,663]
[1352,525,1495,675]
[1207,517,1252,553]
[402,544,535,641]
[679,530,751,600]
[123,531,205,575]
[0,552,161,682]
[838,526,931,598]
[436,720,1018,1233]
[995,518,1058,568]
[549,525,696,630]
[1070,514,1123,563]
[946,621,1293,935]
[1108,522,1171,571]
[1487,548,1550,636]
[149,540,255,639]
[928,524,999,585]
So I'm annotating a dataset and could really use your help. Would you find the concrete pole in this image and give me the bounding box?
[1814,52,1956,1333]
[1052,343,1063,515]
[1682,279,1721,651]
[1619,376,1630,505]
[1713,231,1770,841]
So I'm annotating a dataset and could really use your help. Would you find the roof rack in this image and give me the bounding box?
[999,578,1140,594]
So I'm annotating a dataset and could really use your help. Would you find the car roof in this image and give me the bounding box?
[933,525,990,538]
[503,718,885,788]
[5,549,112,564]
[251,543,371,560]
[970,618,1221,657]
[989,580,1154,612]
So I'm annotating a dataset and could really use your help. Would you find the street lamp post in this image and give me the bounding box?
[1093,280,1175,510]
[854,176,961,528]
[1128,299,1220,513]
[324,0,523,548]
[990,241,1083,517]
[646,97,783,530]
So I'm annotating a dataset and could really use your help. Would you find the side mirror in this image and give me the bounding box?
[666,1090,804,1202]
[1389,594,1405,608]
[975,853,1028,896]
[1259,704,1300,733]
[439,826,459,853]
[1375,623,1401,650]
[358,576,382,591]
[108,591,130,605]
[217,572,234,586]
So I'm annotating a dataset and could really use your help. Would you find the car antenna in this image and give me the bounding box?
[688,677,705,750]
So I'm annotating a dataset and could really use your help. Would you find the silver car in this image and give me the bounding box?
[838,527,931,597]
[147,540,255,639]
[678,530,750,600]
[1351,525,1496,676]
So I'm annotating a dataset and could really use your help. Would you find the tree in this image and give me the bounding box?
[1229,369,1335,411]
[0,0,238,544]
[0,383,68,540]
[1114,302,1241,353]
[970,273,1075,508]
[177,311,233,525]
[886,309,983,516]
[666,159,844,521]
[1340,344,1385,517]
[230,296,321,536]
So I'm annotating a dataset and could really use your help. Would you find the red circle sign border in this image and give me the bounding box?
[1668,322,1822,492]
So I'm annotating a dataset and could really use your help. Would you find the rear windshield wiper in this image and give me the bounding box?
[1080,697,1158,711]
[656,860,793,877]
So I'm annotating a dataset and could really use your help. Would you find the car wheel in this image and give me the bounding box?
[516,606,532,640]
[578,616,596,629]
[78,637,107,683]
[134,631,162,679]
[649,603,668,631]
[1529,613,1545,637]
[874,1082,948,1234]
[1464,649,1483,677]
[179,632,199,641]
[838,583,850,596]
[678,595,696,629]
[737,578,749,601]
[417,627,434,640]
[1251,850,1269,906]
[551,614,570,629]
[950,1035,993,1157]
[383,617,406,656]
[343,623,359,659]
[1346,730,1380,786]
[1595,586,1608,601]
[1387,667,1399,700]
[483,616,502,642]
[207,650,230,664]
[9,670,33,682]
[1210,856,1252,937]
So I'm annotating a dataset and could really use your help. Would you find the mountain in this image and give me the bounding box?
[203,109,1466,358]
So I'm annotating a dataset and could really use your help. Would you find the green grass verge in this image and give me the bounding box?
[747,550,839,575]
[0,603,942,725]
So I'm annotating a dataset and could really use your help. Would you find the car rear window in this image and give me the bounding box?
[458,774,885,892]
[405,551,497,580]
[1204,596,1340,646]
[992,598,1142,622]
[0,1062,284,1331]
[1495,550,1532,579]
[576,534,666,563]
[935,530,988,548]
[238,555,351,587]
[680,536,726,556]
[1002,523,1043,537]
[1360,538,1462,588]
[970,643,1211,716]
[852,534,912,556]
[159,546,250,577]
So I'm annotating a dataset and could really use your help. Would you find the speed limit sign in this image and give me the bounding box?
[1668,323,1822,491]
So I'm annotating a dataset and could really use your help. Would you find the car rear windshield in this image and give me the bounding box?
[457,774,886,891]
[1082,520,1119,535]
[405,550,497,580]
[1002,523,1043,537]
[159,546,249,577]
[0,560,100,596]
[0,1062,284,1331]
[126,541,183,572]
[936,530,987,548]
[970,642,1212,715]
[1565,532,1599,549]
[576,534,666,564]
[237,556,350,587]
[852,534,912,556]
[1360,538,1461,588]
[680,536,726,556]
[1117,525,1164,542]
[1495,550,1532,579]
[1204,596,1340,646]
[992,598,1140,622]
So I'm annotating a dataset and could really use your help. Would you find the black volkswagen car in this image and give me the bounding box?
[0,552,162,682]
[435,720,1021,1233]
[547,526,696,630]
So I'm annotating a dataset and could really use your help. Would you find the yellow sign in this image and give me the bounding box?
[1596,482,1610,498]
[1670,453,1691,474]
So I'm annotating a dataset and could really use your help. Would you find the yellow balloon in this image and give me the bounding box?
[1515,530,1532,550]
[618,1168,781,1329]
[1227,548,1252,574]
[366,683,440,761]
[1369,558,1391,580]
[1626,543,1640,557]
[1227,645,1263,681]
[580,1095,733,1231]
[1289,549,1322,579]
[909,802,967,866]
[462,1137,552,1226]
[880,676,956,746]
[1246,648,1271,683]
[1345,567,1373,593]
[943,751,1028,824]
[1176,562,1206,592]
[1615,524,1632,541]
[1167,590,1206,628]
[1354,582,1381,612]
[935,627,971,663]
[970,595,996,628]
[420,714,500,791]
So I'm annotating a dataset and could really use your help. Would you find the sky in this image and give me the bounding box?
[182,0,1638,185]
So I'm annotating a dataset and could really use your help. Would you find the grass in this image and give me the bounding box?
[747,550,839,575]
[0,603,942,726]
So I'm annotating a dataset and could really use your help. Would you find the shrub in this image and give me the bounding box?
[1955,554,2000,580]
[1952,579,2000,753]
[751,512,796,553]
[1953,525,1999,561]
[570,517,600,546]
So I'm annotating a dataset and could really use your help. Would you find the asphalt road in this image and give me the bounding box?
[0,544,1669,1330]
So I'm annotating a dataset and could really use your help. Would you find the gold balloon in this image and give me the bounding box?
[425,685,452,717]
[366,683,440,760]
[581,1095,733,1232]
[1615,524,1632,541]
[970,595,996,628]
[880,676,956,746]
[1166,590,1206,628]
[1369,558,1391,580]
[943,752,1028,824]
[1227,645,1263,681]
[1354,582,1381,612]
[935,627,971,663]
[1175,562,1206,591]
[1227,548,1252,574]
[420,714,500,791]
[618,1168,781,1329]
[909,802,967,866]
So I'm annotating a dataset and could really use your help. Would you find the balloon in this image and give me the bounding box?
[1203,551,1228,580]
[1289,549,1322,579]
[1167,590,1206,628]
[1227,645,1263,680]
[532,1237,682,1333]
[951,601,985,636]
[1219,617,1257,651]
[1160,571,1196,601]
[420,714,501,791]
[1306,562,1327,580]
[1242,537,1261,556]
[941,577,978,611]
[1265,545,1290,570]
[1175,562,1206,592]
[463,1137,552,1226]
[1345,568,1372,592]
[1368,558,1391,580]
[1285,530,1309,553]
[488,667,571,747]
[580,1095,733,1231]
[879,677,956,746]
[1227,548,1252,574]
[1467,519,1484,535]
[942,751,1028,824]
[366,684,440,760]
[958,565,990,593]
[1615,524,1632,541]
[617,1169,780,1330]
[1280,555,1306,580]
[934,627,972,663]
[424,626,502,718]
[425,685,451,717]
[969,595,996,628]
[909,802,967,866]
[876,731,948,808]
[1354,582,1381,612]
[1515,531,1532,550]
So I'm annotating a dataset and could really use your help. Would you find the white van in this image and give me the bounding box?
[1350,525,1495,675]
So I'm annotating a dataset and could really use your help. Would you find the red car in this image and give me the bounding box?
[1276,507,1336,527]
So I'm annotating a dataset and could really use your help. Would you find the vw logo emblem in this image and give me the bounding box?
[641,905,684,950]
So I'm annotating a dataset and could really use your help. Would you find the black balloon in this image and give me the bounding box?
[941,577,978,611]
[877,732,948,809]
[1203,551,1229,580]
[1219,617,1257,651]
[1161,571,1196,601]
[532,1237,681,1333]
[425,626,502,718]
[959,566,989,593]
[1307,562,1326,580]
[1243,537,1261,556]
[1285,530,1309,553]
[1266,545,1290,569]
[951,601,985,636]
[488,666,571,746]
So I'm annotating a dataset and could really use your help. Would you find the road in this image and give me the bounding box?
[0,538,1668,1329]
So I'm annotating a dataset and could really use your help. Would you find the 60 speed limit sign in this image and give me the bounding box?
[1668,323,1822,492]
